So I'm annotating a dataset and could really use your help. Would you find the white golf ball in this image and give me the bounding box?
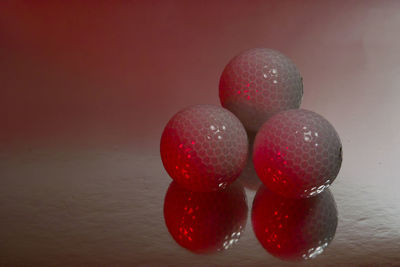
[253,109,342,198]
[219,48,303,132]
[160,105,248,192]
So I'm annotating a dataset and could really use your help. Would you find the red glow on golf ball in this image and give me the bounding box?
[160,105,248,192]
[253,109,342,198]
[219,48,303,132]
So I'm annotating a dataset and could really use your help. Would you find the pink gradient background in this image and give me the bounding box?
[1,1,400,266]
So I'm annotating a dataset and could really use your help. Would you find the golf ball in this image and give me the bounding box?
[160,104,248,192]
[253,109,342,198]
[164,181,248,253]
[252,185,337,261]
[219,48,303,132]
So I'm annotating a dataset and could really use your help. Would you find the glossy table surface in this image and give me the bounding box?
[1,1,400,266]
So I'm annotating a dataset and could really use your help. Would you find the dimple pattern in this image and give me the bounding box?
[219,48,303,132]
[252,185,338,261]
[253,109,342,198]
[160,105,248,192]
[164,181,248,253]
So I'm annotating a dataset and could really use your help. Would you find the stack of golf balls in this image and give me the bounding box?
[160,48,342,199]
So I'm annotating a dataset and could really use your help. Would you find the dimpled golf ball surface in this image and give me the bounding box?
[160,105,248,192]
[253,109,342,198]
[252,185,338,261]
[163,181,248,253]
[219,48,303,132]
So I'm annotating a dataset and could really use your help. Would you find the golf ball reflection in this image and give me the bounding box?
[252,185,338,261]
[163,181,248,253]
